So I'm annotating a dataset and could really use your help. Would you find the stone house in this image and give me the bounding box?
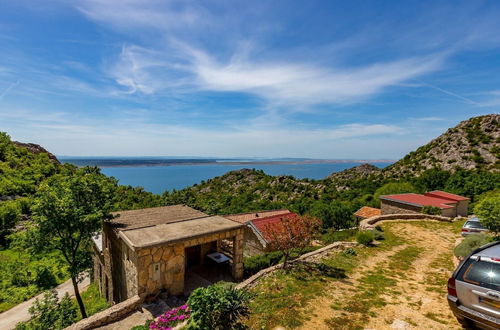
[224,210,295,256]
[380,190,469,218]
[92,205,244,304]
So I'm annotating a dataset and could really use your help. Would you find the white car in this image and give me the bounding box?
[461,217,489,237]
[448,241,500,329]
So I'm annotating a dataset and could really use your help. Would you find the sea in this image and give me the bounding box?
[59,157,393,195]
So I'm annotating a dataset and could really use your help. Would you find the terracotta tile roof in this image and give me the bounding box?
[224,209,291,224]
[354,206,381,219]
[424,190,469,201]
[249,212,297,242]
[380,193,457,209]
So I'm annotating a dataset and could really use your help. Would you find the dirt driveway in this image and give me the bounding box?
[299,221,461,330]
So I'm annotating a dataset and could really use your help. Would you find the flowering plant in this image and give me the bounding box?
[149,304,190,330]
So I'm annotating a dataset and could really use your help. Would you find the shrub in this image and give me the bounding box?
[371,229,385,241]
[15,290,77,330]
[34,265,58,289]
[421,206,442,215]
[187,284,253,330]
[149,305,190,330]
[343,248,357,256]
[244,251,284,276]
[321,228,358,244]
[356,231,375,246]
[454,234,491,258]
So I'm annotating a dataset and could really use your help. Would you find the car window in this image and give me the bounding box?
[458,260,500,291]
[465,221,485,229]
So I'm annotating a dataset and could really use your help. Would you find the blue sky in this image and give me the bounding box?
[0,0,499,158]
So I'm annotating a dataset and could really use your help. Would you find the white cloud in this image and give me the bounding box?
[188,47,444,105]
[107,41,445,106]
[76,0,204,32]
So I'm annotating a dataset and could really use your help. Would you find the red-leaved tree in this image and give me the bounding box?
[264,214,321,269]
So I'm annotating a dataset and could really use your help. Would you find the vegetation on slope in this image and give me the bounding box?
[385,114,499,176]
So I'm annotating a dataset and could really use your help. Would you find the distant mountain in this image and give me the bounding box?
[384,114,499,177]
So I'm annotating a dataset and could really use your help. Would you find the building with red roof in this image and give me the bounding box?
[224,210,296,256]
[380,190,469,217]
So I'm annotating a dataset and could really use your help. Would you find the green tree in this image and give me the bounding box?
[31,167,116,318]
[413,168,450,192]
[309,201,354,230]
[374,182,416,202]
[475,193,500,236]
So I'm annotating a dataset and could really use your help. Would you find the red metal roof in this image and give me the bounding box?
[250,212,297,242]
[381,193,456,209]
[224,209,291,224]
[424,191,469,201]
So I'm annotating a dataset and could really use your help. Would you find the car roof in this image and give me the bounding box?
[467,217,480,222]
[474,243,500,258]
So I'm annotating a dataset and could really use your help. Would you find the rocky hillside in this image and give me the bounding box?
[326,163,382,191]
[12,141,59,163]
[384,114,499,177]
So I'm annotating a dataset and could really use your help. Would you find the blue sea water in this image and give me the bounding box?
[93,162,392,194]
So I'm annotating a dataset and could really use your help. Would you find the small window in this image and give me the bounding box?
[458,260,500,291]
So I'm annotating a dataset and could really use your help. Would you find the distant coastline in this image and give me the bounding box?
[59,157,396,168]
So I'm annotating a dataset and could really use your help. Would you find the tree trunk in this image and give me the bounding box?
[72,276,87,319]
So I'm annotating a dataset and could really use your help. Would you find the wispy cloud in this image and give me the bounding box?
[0,80,19,100]
[107,41,446,107]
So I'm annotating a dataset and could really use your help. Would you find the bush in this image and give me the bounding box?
[149,305,190,330]
[244,251,284,276]
[243,246,319,277]
[187,284,253,330]
[356,231,375,246]
[421,206,442,215]
[321,228,358,244]
[34,265,58,289]
[454,234,491,258]
[15,290,77,330]
[371,229,385,241]
[343,248,357,256]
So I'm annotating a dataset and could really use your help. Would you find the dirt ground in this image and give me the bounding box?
[299,221,461,330]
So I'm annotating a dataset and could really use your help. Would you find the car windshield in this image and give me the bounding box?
[459,260,500,291]
[465,221,485,229]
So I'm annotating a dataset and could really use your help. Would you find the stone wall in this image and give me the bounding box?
[457,200,468,217]
[380,199,422,215]
[137,244,185,297]
[359,213,453,230]
[135,227,245,298]
[109,232,139,303]
[243,227,265,257]
[65,295,142,330]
